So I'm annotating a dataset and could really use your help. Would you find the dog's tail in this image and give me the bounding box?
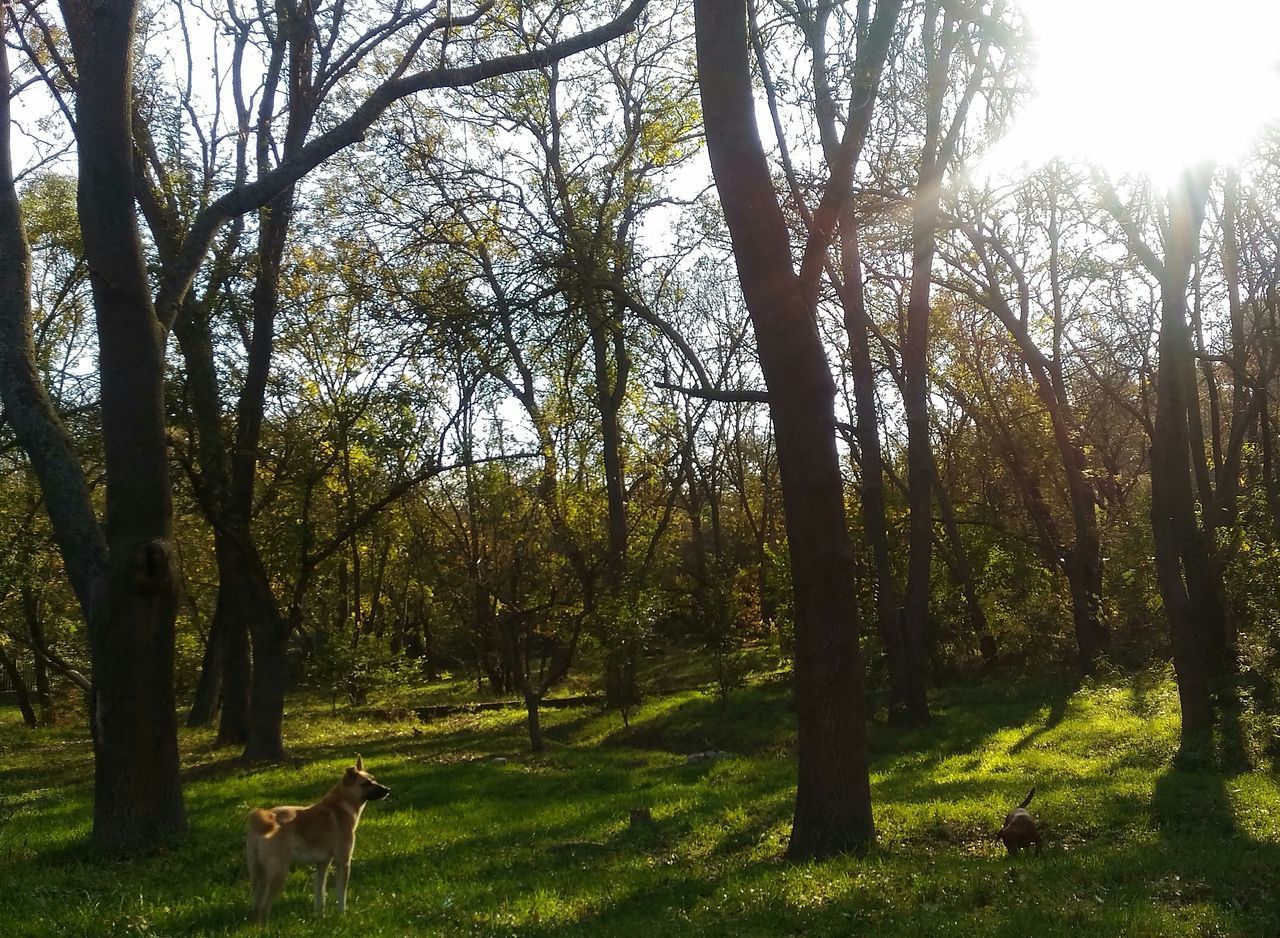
[1018,786,1036,809]
[247,808,279,838]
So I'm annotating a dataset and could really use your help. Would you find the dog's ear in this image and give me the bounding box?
[355,754,364,772]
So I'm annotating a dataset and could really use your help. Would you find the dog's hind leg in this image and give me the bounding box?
[248,864,270,923]
[313,861,331,916]
[258,866,287,924]
[245,839,266,923]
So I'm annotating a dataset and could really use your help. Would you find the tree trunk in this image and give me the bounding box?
[236,186,296,757]
[839,211,912,721]
[22,588,57,724]
[0,41,107,623]
[1150,175,1219,755]
[172,292,233,730]
[174,4,313,759]
[214,536,254,746]
[525,691,545,753]
[695,0,887,858]
[901,162,940,726]
[591,307,629,593]
[1048,177,1109,671]
[899,3,958,726]
[186,606,223,728]
[242,558,290,761]
[60,0,188,852]
[0,643,38,728]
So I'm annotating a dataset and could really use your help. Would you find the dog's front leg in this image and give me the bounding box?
[335,854,352,913]
[313,861,331,915]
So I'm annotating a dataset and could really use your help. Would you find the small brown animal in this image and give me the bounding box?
[997,786,1041,855]
[244,755,391,924]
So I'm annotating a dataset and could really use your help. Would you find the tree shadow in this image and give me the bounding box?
[1150,763,1236,840]
[868,674,1082,774]
[1007,691,1071,755]
[596,685,794,757]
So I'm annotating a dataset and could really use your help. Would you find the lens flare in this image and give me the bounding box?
[978,0,1280,182]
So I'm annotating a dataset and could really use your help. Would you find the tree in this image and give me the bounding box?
[2,0,654,850]
[55,0,186,852]
[940,166,1109,671]
[1099,169,1230,755]
[694,0,903,858]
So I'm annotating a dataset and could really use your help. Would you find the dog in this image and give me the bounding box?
[244,755,390,923]
[997,785,1041,855]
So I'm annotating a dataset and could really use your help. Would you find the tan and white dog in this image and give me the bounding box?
[244,755,391,923]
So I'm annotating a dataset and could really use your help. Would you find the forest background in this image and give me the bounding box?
[2,0,1280,881]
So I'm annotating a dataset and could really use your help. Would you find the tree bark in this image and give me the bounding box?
[695,0,894,858]
[900,131,941,726]
[186,603,223,727]
[213,535,256,746]
[244,597,290,762]
[902,1,992,716]
[172,295,235,730]
[57,0,189,852]
[1149,173,1220,754]
[972,255,1108,671]
[159,0,312,759]
[590,306,630,593]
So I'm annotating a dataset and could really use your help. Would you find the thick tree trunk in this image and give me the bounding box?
[1065,531,1106,671]
[898,2,958,726]
[244,614,290,761]
[173,294,233,730]
[236,187,296,758]
[214,536,254,746]
[59,0,187,852]
[695,0,886,858]
[1150,175,1220,755]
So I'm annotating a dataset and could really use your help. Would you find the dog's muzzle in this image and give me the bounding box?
[368,784,391,801]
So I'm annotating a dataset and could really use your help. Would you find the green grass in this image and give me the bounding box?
[2,667,1279,936]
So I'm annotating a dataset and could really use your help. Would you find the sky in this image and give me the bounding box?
[978,0,1280,182]
[11,2,1280,207]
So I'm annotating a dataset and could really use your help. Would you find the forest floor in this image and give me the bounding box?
[2,666,1279,936]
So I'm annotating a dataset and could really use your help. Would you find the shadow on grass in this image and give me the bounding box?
[13,673,1280,937]
[1007,690,1071,755]
[596,684,795,757]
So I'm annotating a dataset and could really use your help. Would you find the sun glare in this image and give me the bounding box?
[979,0,1280,182]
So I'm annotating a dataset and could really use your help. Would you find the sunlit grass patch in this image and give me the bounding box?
[1,669,1279,936]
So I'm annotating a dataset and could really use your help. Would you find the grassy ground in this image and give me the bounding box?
[2,668,1278,937]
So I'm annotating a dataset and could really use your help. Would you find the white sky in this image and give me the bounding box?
[980,0,1280,182]
[14,2,1280,224]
